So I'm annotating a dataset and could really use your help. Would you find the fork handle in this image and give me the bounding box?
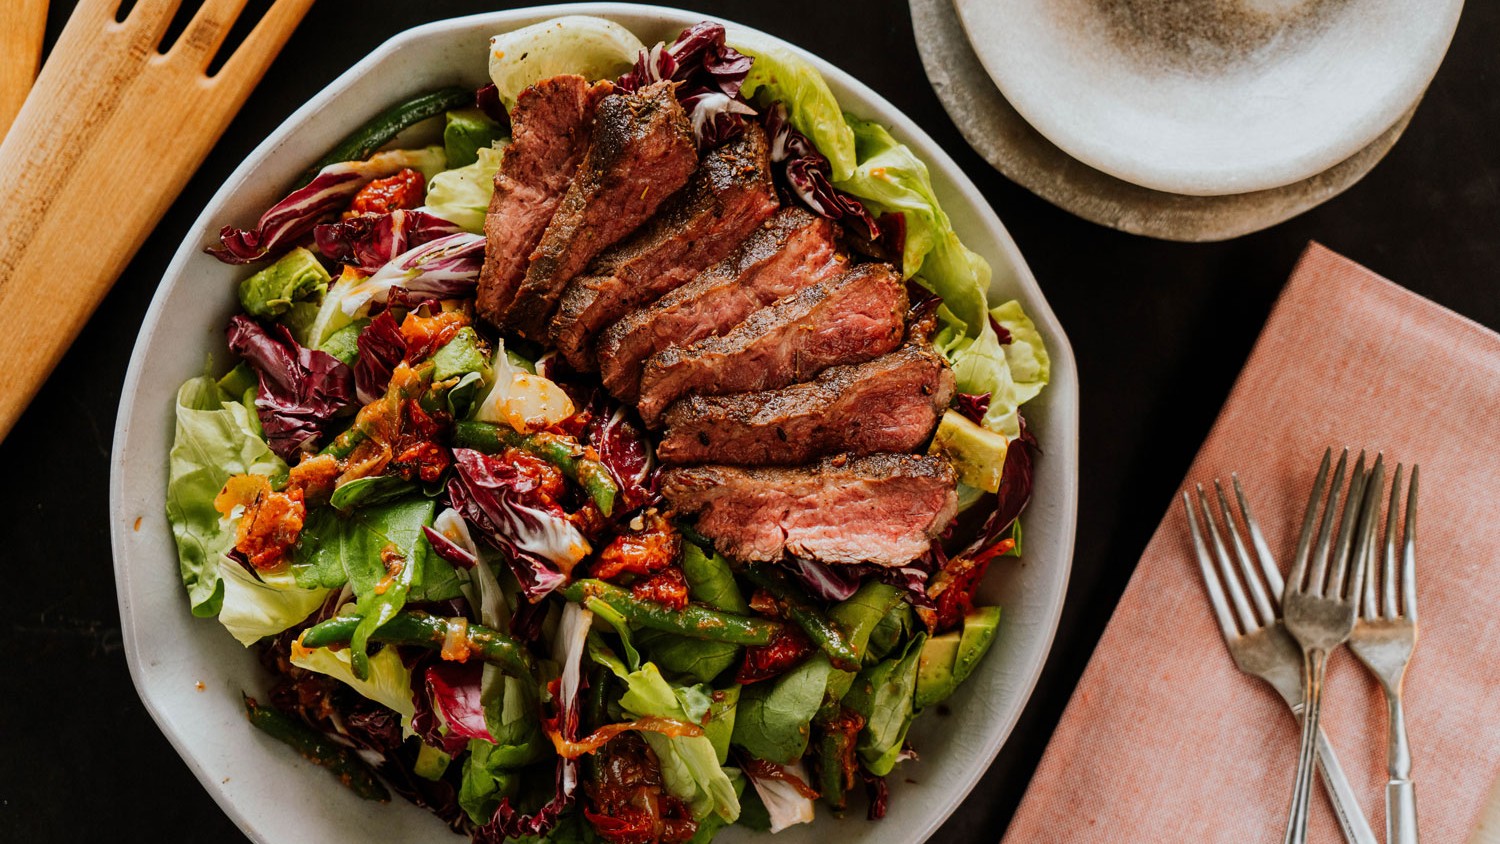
[1309,722,1379,844]
[1285,647,1329,844]
[1386,691,1419,843]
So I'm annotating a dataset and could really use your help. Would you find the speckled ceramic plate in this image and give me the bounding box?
[953,0,1461,196]
[108,5,1080,843]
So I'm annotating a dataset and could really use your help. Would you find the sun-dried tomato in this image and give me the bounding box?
[399,308,468,362]
[215,474,306,570]
[630,567,689,610]
[286,453,339,504]
[348,168,425,215]
[738,625,814,684]
[503,447,566,503]
[391,440,450,483]
[593,512,680,582]
[569,499,611,542]
[585,734,697,844]
[926,542,1010,633]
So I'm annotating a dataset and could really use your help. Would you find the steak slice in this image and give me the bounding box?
[660,454,958,566]
[552,123,779,371]
[502,82,698,340]
[635,262,908,427]
[658,345,955,465]
[598,207,840,402]
[476,75,613,328]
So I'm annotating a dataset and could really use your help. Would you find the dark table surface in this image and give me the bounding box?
[3,1,1496,840]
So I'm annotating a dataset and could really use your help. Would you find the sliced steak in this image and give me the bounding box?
[551,123,779,371]
[597,207,840,402]
[502,82,698,340]
[658,345,955,465]
[660,454,958,566]
[476,75,613,328]
[635,262,908,427]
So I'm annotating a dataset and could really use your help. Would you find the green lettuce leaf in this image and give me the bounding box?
[444,107,505,169]
[166,376,287,618]
[425,143,505,233]
[687,769,746,844]
[992,299,1051,406]
[843,633,926,776]
[458,737,522,826]
[731,31,857,181]
[731,653,832,764]
[291,642,415,724]
[216,560,328,646]
[237,246,330,322]
[590,639,740,822]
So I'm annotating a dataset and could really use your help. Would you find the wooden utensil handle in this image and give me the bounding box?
[0,0,49,138]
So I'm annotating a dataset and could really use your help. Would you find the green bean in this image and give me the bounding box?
[453,420,618,515]
[300,87,471,185]
[558,579,784,646]
[742,564,861,671]
[815,716,858,812]
[243,695,389,802]
[299,611,534,679]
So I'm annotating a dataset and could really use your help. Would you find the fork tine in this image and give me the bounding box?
[1309,449,1354,595]
[1184,492,1239,642]
[1215,479,1275,624]
[1198,484,1258,632]
[210,0,316,82]
[1341,454,1382,602]
[1232,474,1285,598]
[1288,447,1333,594]
[1402,465,1419,621]
[168,0,253,66]
[1360,521,1379,619]
[1381,464,1404,618]
[120,0,185,44]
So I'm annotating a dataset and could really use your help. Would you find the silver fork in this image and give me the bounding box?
[1282,448,1384,844]
[1184,478,1377,844]
[1351,463,1421,844]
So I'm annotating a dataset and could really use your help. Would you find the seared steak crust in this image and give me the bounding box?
[503,82,697,340]
[476,75,613,328]
[551,123,778,370]
[636,262,908,427]
[658,345,955,465]
[598,207,840,402]
[660,454,959,566]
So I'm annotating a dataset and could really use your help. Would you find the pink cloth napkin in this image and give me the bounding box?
[1003,243,1500,841]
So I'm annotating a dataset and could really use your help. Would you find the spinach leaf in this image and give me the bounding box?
[166,376,287,618]
[844,633,927,776]
[328,475,418,512]
[458,737,521,826]
[682,543,749,613]
[293,497,461,601]
[731,654,832,765]
[640,543,746,683]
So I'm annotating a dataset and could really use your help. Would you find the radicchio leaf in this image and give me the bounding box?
[585,402,655,513]
[314,209,464,273]
[862,769,890,821]
[354,311,406,404]
[786,557,862,602]
[763,102,880,242]
[961,417,1036,560]
[446,448,590,601]
[413,660,495,755]
[226,315,355,459]
[422,524,478,570]
[953,392,991,425]
[340,232,486,316]
[475,83,507,125]
[618,21,756,147]
[475,604,591,842]
[208,151,440,265]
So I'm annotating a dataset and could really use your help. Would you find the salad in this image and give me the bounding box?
[167,16,1049,843]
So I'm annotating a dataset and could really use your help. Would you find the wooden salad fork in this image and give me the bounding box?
[1281,448,1383,844]
[1183,476,1376,844]
[1350,463,1421,844]
[0,0,49,138]
[0,0,315,442]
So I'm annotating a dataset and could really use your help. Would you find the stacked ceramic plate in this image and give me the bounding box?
[911,0,1463,241]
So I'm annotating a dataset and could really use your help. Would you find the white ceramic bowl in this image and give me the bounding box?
[954,0,1462,196]
[109,5,1080,842]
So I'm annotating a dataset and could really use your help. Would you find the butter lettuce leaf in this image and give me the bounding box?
[731,31,856,181]
[291,642,415,724]
[424,144,505,233]
[216,560,327,646]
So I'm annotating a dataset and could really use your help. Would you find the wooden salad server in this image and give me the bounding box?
[0,0,315,442]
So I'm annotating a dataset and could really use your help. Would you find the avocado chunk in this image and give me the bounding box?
[914,606,1002,709]
[444,108,504,169]
[432,327,490,381]
[317,319,368,367]
[237,246,331,321]
[930,410,1009,493]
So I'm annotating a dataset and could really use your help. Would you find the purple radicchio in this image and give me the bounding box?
[953,392,991,425]
[412,660,496,755]
[207,150,440,265]
[763,102,880,242]
[618,21,756,147]
[475,603,591,842]
[422,524,478,570]
[225,315,355,459]
[961,416,1036,560]
[585,401,656,513]
[786,557,863,602]
[353,311,406,404]
[340,232,486,317]
[314,209,464,273]
[446,448,591,601]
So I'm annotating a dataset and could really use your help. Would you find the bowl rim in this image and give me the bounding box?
[109,5,1080,842]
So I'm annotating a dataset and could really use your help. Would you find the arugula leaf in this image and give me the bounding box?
[166,376,287,618]
[703,686,739,765]
[731,653,832,764]
[843,633,926,776]
[681,543,750,613]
